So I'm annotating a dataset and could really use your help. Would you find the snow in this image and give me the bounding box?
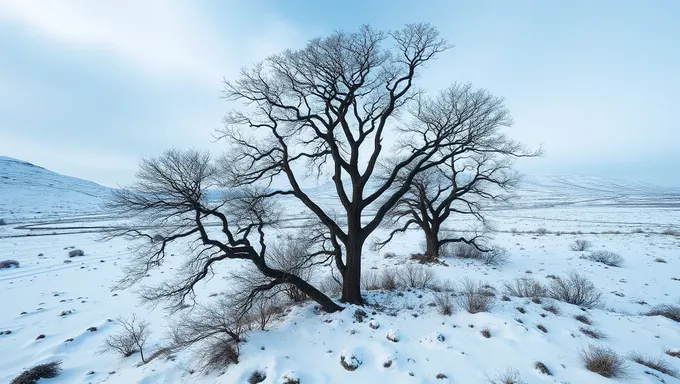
[1,159,680,383]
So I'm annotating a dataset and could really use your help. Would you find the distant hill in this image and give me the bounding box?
[0,156,113,223]
[2,156,679,225]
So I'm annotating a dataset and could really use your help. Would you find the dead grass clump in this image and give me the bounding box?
[379,268,402,290]
[487,368,527,384]
[582,250,623,267]
[483,247,509,266]
[458,279,495,314]
[432,291,454,316]
[503,277,547,299]
[666,349,680,359]
[481,327,491,338]
[580,345,629,378]
[534,361,552,375]
[570,239,592,251]
[398,264,437,289]
[11,361,62,384]
[574,314,592,325]
[0,259,20,269]
[579,326,606,339]
[542,305,559,315]
[629,352,678,378]
[654,257,667,263]
[548,272,603,308]
[646,304,680,322]
[536,324,547,333]
[535,227,548,235]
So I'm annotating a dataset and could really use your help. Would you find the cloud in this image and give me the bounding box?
[0,0,229,84]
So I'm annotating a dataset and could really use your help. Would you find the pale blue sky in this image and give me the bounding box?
[1,1,678,187]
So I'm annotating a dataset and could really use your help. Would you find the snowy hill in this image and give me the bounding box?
[0,156,113,223]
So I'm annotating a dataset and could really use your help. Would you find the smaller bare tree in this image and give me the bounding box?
[377,83,540,257]
[101,314,150,363]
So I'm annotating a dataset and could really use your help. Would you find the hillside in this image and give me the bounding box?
[0,156,112,223]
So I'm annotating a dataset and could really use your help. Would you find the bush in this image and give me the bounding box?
[480,327,491,338]
[11,361,62,384]
[457,279,494,314]
[319,274,342,297]
[629,352,678,378]
[503,277,547,299]
[582,250,623,267]
[662,228,679,236]
[398,264,437,289]
[574,314,592,325]
[432,291,454,315]
[570,239,592,251]
[0,259,20,269]
[580,345,628,378]
[646,304,680,322]
[666,349,680,359]
[548,272,603,308]
[68,249,84,257]
[0,218,6,225]
[361,271,381,291]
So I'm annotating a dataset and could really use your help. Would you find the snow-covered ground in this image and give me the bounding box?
[1,159,680,383]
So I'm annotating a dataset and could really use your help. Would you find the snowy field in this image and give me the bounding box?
[1,158,680,383]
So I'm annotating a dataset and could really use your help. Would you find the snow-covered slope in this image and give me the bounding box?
[0,156,112,223]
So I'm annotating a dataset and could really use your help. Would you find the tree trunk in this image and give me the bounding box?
[425,230,439,257]
[341,240,363,305]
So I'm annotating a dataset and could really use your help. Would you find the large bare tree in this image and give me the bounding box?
[219,23,481,305]
[105,149,342,312]
[377,83,540,257]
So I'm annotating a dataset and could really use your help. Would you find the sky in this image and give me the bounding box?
[1,0,679,187]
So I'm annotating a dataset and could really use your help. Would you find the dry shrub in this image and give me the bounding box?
[458,279,494,314]
[666,349,680,359]
[583,250,623,267]
[379,268,401,290]
[399,264,437,289]
[662,228,679,236]
[319,274,342,297]
[536,324,547,333]
[487,368,527,384]
[580,345,629,378]
[646,304,680,322]
[11,361,62,384]
[68,249,84,257]
[548,272,603,308]
[542,305,559,315]
[503,277,546,299]
[483,247,509,266]
[198,337,239,372]
[445,242,483,259]
[481,327,491,338]
[629,352,678,378]
[579,327,606,339]
[570,239,592,251]
[361,270,381,291]
[534,361,552,375]
[248,370,266,384]
[535,228,548,235]
[0,259,20,269]
[574,314,592,325]
[432,291,454,316]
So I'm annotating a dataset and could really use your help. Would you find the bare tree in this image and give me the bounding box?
[104,149,342,312]
[219,23,506,304]
[376,83,539,257]
[101,314,150,363]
